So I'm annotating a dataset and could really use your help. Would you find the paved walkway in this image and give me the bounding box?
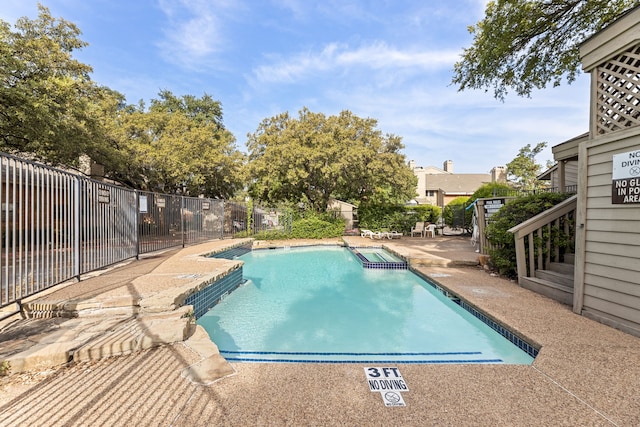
[1,235,639,426]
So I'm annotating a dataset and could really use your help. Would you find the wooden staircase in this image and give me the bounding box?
[520,253,574,306]
[508,196,577,307]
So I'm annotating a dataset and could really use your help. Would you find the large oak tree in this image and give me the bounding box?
[1,6,244,198]
[0,5,113,167]
[107,91,245,198]
[246,108,417,211]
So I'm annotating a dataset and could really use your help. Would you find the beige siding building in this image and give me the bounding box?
[409,160,506,206]
[538,133,586,191]
[536,7,640,337]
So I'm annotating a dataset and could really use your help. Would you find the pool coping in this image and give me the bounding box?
[3,237,640,425]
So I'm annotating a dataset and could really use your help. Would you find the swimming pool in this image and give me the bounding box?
[198,246,535,364]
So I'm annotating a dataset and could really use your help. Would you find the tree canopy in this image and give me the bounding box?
[0,7,244,198]
[452,0,639,99]
[106,91,245,198]
[246,108,417,211]
[506,142,548,190]
[0,5,113,166]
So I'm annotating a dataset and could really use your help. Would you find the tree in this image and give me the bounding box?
[0,5,113,166]
[469,182,515,200]
[442,196,470,230]
[506,142,548,191]
[246,108,417,211]
[452,0,639,99]
[107,91,245,198]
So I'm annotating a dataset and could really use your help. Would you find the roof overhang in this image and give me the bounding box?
[551,132,589,161]
[580,6,640,72]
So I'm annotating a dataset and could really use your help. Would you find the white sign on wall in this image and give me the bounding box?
[612,149,640,204]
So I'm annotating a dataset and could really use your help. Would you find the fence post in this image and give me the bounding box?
[74,176,81,281]
[181,196,186,248]
[134,190,140,260]
[476,200,487,254]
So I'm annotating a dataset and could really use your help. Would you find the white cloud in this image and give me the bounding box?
[156,0,242,70]
[251,42,460,84]
[312,71,591,173]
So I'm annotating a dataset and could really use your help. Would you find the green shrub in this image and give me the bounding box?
[486,192,573,278]
[470,182,514,200]
[358,203,440,233]
[442,196,470,230]
[290,217,345,238]
[252,229,291,240]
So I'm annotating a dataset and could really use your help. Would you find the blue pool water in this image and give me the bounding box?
[198,246,535,364]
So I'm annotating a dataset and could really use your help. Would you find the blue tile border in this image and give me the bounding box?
[219,350,503,364]
[221,358,504,364]
[412,269,540,359]
[209,243,252,259]
[458,300,539,358]
[185,267,244,319]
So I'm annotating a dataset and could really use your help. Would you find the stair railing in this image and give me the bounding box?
[508,195,577,284]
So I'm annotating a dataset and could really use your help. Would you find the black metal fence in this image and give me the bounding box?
[0,152,262,310]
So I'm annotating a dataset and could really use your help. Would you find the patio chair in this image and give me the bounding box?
[425,223,437,238]
[410,222,425,237]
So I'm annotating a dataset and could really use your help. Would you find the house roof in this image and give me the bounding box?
[424,174,491,194]
[551,132,588,161]
[413,165,449,174]
[537,164,557,181]
[580,5,640,71]
[328,199,356,208]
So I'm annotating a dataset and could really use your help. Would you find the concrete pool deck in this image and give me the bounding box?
[1,235,639,426]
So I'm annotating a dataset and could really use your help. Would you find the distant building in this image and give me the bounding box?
[328,199,357,230]
[536,132,586,192]
[409,160,506,206]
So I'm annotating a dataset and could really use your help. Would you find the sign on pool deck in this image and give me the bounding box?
[364,367,408,407]
[612,149,640,204]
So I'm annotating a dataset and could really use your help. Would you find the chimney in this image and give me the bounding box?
[443,160,453,173]
[491,166,506,183]
[409,160,416,170]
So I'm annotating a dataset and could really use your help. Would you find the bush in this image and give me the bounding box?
[470,182,514,201]
[290,217,345,238]
[358,203,440,233]
[252,229,290,240]
[442,196,470,230]
[252,212,345,240]
[486,192,573,278]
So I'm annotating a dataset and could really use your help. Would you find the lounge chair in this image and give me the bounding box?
[410,222,425,238]
[361,229,375,238]
[388,231,403,239]
[372,231,391,240]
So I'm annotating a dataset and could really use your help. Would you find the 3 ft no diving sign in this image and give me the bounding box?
[364,367,409,407]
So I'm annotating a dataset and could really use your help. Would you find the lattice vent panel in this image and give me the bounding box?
[596,43,640,135]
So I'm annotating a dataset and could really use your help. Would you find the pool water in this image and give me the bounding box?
[198,246,534,364]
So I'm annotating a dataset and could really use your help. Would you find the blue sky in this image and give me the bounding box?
[1,0,591,174]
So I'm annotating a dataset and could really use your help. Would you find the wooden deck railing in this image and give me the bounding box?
[507,195,577,282]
